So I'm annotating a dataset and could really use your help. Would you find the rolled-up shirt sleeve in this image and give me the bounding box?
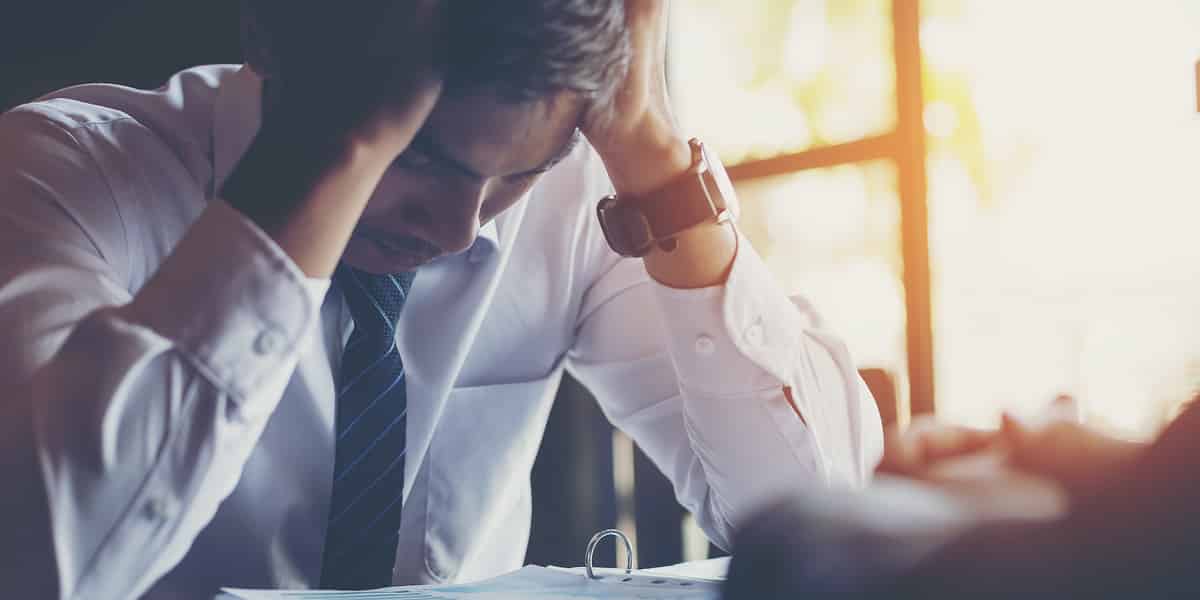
[565,147,882,551]
[0,107,326,599]
[651,233,884,498]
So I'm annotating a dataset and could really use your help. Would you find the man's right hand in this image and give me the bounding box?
[222,1,446,277]
[327,1,446,154]
[257,0,446,152]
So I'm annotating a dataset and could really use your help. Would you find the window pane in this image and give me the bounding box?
[926,0,1200,435]
[670,0,897,164]
[736,161,907,386]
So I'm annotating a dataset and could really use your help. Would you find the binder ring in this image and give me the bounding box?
[585,528,634,579]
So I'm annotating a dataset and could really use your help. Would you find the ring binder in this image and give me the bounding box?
[584,529,634,579]
[221,526,727,598]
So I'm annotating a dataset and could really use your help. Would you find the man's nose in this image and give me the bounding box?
[412,179,487,255]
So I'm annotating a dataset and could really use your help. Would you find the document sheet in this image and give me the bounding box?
[218,565,723,600]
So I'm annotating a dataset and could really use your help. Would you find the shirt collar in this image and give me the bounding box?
[210,65,500,264]
[468,220,499,263]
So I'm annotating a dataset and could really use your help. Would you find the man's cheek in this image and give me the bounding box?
[362,174,419,219]
[480,180,538,223]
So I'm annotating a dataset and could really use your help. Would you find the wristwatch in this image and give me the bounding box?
[596,138,738,258]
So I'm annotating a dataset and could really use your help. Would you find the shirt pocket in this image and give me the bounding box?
[423,374,560,582]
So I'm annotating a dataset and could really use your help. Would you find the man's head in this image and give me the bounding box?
[241,1,630,273]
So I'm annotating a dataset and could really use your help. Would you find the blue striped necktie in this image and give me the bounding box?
[319,264,415,589]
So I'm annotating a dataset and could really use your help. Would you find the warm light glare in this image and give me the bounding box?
[783,0,829,83]
[929,0,1200,435]
[923,101,958,138]
[671,0,895,162]
[673,0,1200,438]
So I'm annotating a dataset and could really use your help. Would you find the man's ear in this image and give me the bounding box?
[240,1,281,80]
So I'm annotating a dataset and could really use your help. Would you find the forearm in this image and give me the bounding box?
[573,235,882,551]
[3,203,326,599]
[219,124,402,277]
[29,340,300,599]
[604,132,739,290]
[643,220,739,289]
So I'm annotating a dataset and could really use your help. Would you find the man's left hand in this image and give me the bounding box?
[582,0,691,197]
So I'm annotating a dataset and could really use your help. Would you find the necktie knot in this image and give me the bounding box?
[333,265,415,351]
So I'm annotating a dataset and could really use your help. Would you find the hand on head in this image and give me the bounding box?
[244,0,447,153]
[581,0,694,197]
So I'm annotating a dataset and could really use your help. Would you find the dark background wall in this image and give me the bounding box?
[0,1,242,111]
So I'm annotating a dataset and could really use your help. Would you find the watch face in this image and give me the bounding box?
[597,195,654,257]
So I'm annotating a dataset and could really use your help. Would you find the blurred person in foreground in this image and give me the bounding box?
[0,1,884,598]
[727,395,1200,599]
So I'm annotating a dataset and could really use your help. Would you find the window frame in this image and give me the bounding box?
[722,0,935,417]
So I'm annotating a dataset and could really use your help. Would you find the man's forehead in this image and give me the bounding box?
[422,88,585,177]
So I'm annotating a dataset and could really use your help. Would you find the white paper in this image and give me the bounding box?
[218,565,722,600]
[639,558,729,581]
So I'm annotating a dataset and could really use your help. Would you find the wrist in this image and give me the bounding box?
[600,121,692,197]
[596,132,740,288]
[643,221,738,289]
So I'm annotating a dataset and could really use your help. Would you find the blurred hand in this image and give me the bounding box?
[878,407,1146,500]
[877,415,1000,476]
[1001,414,1145,496]
[879,416,1068,520]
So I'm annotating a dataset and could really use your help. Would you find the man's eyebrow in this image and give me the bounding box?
[409,128,581,179]
[410,130,484,179]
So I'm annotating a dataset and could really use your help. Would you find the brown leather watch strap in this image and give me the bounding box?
[636,167,721,241]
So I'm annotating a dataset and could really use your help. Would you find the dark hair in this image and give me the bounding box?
[445,0,630,106]
[245,1,630,108]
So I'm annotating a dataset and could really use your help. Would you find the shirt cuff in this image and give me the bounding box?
[126,200,327,402]
[651,230,806,396]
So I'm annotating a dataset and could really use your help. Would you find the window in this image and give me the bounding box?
[664,0,926,562]
[924,0,1200,434]
[671,0,929,417]
[734,163,907,385]
[671,0,896,163]
[672,0,1200,437]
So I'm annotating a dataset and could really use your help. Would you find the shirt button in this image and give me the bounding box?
[254,328,285,355]
[694,335,716,356]
[744,322,765,347]
[143,496,169,521]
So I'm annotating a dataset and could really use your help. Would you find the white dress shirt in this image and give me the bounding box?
[0,65,882,600]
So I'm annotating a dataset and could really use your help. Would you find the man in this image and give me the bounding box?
[0,1,882,598]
